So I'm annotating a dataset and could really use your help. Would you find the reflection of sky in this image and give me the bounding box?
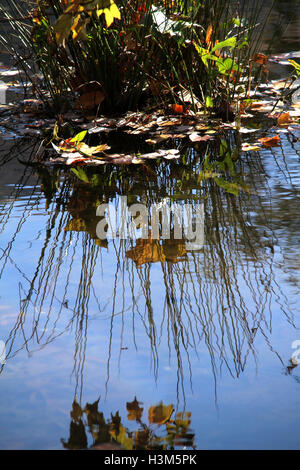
[0,117,300,449]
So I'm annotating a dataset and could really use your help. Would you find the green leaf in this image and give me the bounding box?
[211,37,237,52]
[70,130,87,143]
[193,42,210,67]
[205,96,213,108]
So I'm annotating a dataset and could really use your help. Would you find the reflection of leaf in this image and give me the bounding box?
[126,237,187,266]
[70,399,83,422]
[65,218,88,232]
[109,413,133,450]
[126,239,166,266]
[213,177,239,196]
[126,397,144,421]
[148,403,174,425]
[71,168,90,183]
[205,96,213,108]
[134,430,150,448]
[61,419,88,449]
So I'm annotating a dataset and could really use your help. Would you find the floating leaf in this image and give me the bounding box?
[277,112,291,126]
[189,132,213,142]
[258,135,280,147]
[241,142,261,151]
[70,130,87,143]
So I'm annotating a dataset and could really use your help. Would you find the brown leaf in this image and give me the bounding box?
[75,90,105,110]
[277,112,291,126]
[258,135,280,147]
[252,53,268,65]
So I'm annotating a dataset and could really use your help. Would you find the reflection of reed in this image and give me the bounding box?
[0,136,296,402]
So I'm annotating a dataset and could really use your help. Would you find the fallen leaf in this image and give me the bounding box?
[241,142,261,151]
[277,112,291,126]
[189,132,213,142]
[145,134,172,144]
[258,135,280,147]
[171,104,185,114]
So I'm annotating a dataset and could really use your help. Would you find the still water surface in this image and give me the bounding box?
[0,4,300,450]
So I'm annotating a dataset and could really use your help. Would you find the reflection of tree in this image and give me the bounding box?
[0,135,297,406]
[61,397,195,450]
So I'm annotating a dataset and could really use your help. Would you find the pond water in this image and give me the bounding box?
[0,3,300,451]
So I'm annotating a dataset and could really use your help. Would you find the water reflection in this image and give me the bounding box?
[62,397,195,450]
[0,128,299,448]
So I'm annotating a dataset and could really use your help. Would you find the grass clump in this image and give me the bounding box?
[0,0,272,116]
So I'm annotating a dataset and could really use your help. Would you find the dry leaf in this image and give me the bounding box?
[206,24,213,47]
[258,135,280,147]
[171,104,185,114]
[189,132,213,142]
[277,112,291,126]
[75,90,105,110]
[252,53,268,65]
[241,143,261,151]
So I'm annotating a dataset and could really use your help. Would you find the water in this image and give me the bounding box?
[0,2,300,451]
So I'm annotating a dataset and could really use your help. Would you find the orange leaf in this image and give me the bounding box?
[252,53,268,65]
[258,135,280,147]
[206,24,213,47]
[277,112,291,126]
[171,104,184,114]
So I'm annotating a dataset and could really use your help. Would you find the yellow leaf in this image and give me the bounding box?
[54,13,74,45]
[104,8,114,27]
[148,403,174,425]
